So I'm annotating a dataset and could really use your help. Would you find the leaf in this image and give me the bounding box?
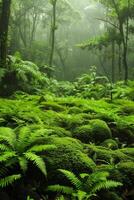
[0,174,21,188]
[59,169,82,189]
[47,185,74,194]
[24,152,47,176]
[92,180,123,193]
[0,152,16,162]
[18,156,28,172]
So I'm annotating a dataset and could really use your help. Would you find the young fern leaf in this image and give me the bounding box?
[24,152,47,176]
[73,190,88,200]
[0,174,21,188]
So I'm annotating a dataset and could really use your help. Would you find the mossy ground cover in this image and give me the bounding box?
[0,93,134,199]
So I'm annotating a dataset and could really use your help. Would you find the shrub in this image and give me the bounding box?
[0,54,48,96]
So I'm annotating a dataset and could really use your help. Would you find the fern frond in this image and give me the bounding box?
[18,126,31,145]
[56,195,65,200]
[0,152,16,162]
[24,152,47,176]
[59,169,82,189]
[92,180,122,193]
[0,174,21,188]
[0,144,10,151]
[0,127,16,148]
[47,185,74,195]
[18,156,28,172]
[89,171,109,182]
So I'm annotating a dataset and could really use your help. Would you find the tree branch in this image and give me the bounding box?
[95,17,119,30]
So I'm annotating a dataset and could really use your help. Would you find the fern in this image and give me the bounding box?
[92,180,122,193]
[0,174,21,188]
[48,169,123,200]
[25,152,47,176]
[0,126,55,177]
[0,152,16,162]
[47,185,74,194]
[56,195,65,200]
[58,169,82,189]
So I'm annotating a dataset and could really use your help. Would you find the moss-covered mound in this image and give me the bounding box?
[44,137,96,183]
[73,119,112,144]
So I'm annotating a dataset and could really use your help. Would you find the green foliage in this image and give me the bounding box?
[0,126,56,176]
[47,169,122,199]
[0,174,21,188]
[0,77,133,199]
[0,54,49,96]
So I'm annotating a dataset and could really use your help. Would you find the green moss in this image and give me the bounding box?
[101,139,118,150]
[73,119,112,144]
[73,125,93,143]
[44,137,96,182]
[89,119,112,143]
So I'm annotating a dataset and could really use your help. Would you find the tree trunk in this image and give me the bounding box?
[49,0,57,77]
[0,0,11,67]
[118,43,122,80]
[112,0,129,83]
[111,41,115,83]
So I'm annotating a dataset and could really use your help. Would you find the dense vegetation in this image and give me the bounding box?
[0,0,134,200]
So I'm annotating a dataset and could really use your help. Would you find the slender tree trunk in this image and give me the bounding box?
[111,41,115,83]
[0,0,11,67]
[49,0,57,77]
[118,43,122,80]
[120,23,128,83]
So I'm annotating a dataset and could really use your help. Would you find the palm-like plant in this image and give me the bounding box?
[0,127,56,176]
[47,169,123,200]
